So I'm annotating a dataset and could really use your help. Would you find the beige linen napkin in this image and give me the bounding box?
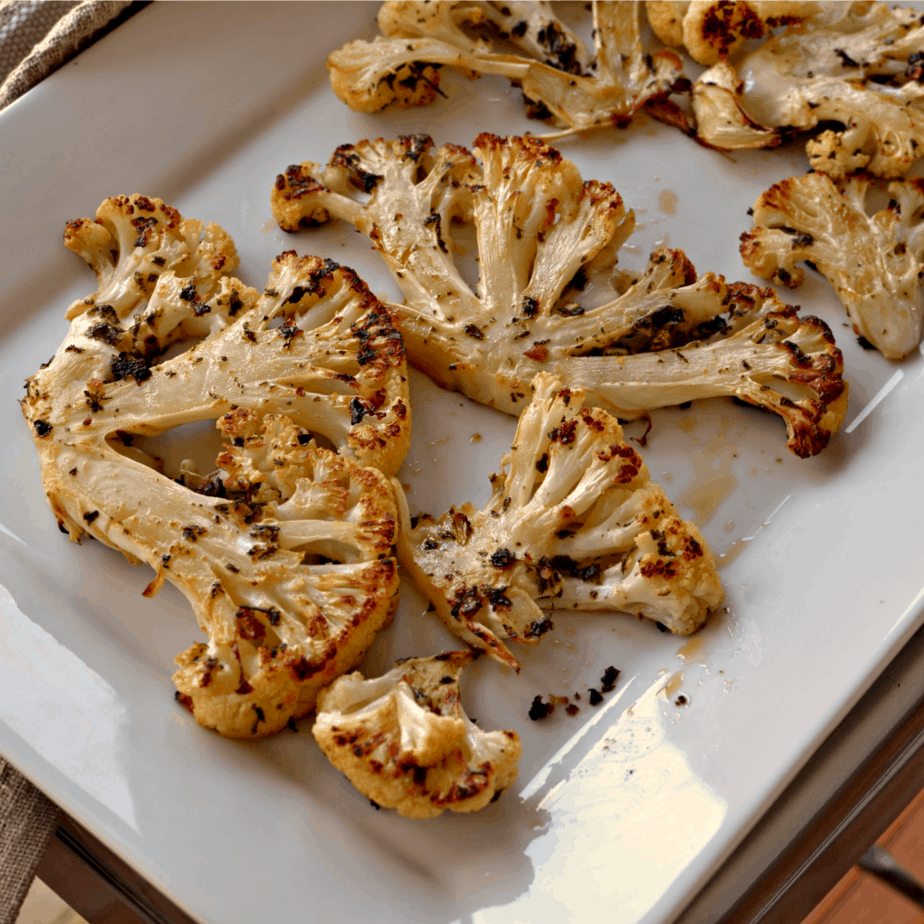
[0,0,140,111]
[0,762,58,924]
[0,4,147,919]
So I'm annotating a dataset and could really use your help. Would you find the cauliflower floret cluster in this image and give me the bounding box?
[22,196,412,737]
[273,133,847,457]
[313,651,521,818]
[646,1,809,66]
[328,1,686,134]
[741,172,924,360]
[396,373,725,671]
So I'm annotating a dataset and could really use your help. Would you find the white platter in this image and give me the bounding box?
[2,3,924,922]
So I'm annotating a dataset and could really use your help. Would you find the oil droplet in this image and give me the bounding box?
[471,433,482,443]
[680,475,738,525]
[724,519,735,533]
[719,537,750,567]
[654,233,671,248]
[659,190,678,215]
[262,218,276,233]
[677,637,705,664]
[660,471,674,484]
[427,435,449,448]
[661,670,684,699]
[678,417,696,433]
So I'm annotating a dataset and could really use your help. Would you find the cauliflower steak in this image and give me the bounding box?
[314,651,521,817]
[741,172,924,360]
[328,1,685,135]
[22,195,411,736]
[397,374,725,671]
[273,133,847,457]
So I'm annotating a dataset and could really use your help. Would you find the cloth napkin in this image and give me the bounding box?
[0,4,147,917]
[0,0,140,112]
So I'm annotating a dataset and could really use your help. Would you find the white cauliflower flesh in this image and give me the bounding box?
[740,172,924,360]
[328,1,685,134]
[21,195,411,737]
[396,374,725,672]
[688,1,924,177]
[273,134,848,457]
[313,651,521,818]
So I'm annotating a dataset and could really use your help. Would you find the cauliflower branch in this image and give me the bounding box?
[313,651,521,817]
[273,134,848,456]
[328,1,685,134]
[22,196,412,736]
[396,374,725,671]
[741,172,924,360]
[684,2,924,176]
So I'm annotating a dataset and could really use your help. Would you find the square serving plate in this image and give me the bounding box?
[2,3,924,922]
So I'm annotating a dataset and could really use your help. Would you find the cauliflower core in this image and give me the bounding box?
[328,1,685,134]
[397,374,725,672]
[22,195,411,736]
[273,133,848,457]
[314,651,521,817]
[683,2,924,178]
[741,172,924,360]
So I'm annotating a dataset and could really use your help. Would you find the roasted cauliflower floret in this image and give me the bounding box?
[313,651,521,818]
[741,172,924,360]
[396,374,724,671]
[328,1,684,134]
[61,193,238,322]
[652,1,809,66]
[688,1,924,176]
[21,198,411,736]
[273,134,847,456]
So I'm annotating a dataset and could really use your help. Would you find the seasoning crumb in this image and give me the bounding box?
[370,800,381,810]
[471,433,482,443]
[588,689,604,706]
[528,695,554,720]
[565,704,579,716]
[600,666,620,692]
[674,694,689,706]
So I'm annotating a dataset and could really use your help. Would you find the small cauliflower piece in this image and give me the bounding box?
[22,197,412,736]
[397,374,724,671]
[328,1,685,134]
[688,2,924,176]
[313,651,521,818]
[678,1,809,66]
[273,134,848,456]
[740,172,924,360]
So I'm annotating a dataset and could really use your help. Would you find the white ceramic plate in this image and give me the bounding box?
[3,4,924,922]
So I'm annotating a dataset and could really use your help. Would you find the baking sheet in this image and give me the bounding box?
[2,4,924,922]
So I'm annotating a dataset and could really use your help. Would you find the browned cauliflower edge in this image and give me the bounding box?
[313,651,521,818]
[21,195,411,737]
[272,134,848,457]
[740,172,924,360]
[395,373,725,672]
